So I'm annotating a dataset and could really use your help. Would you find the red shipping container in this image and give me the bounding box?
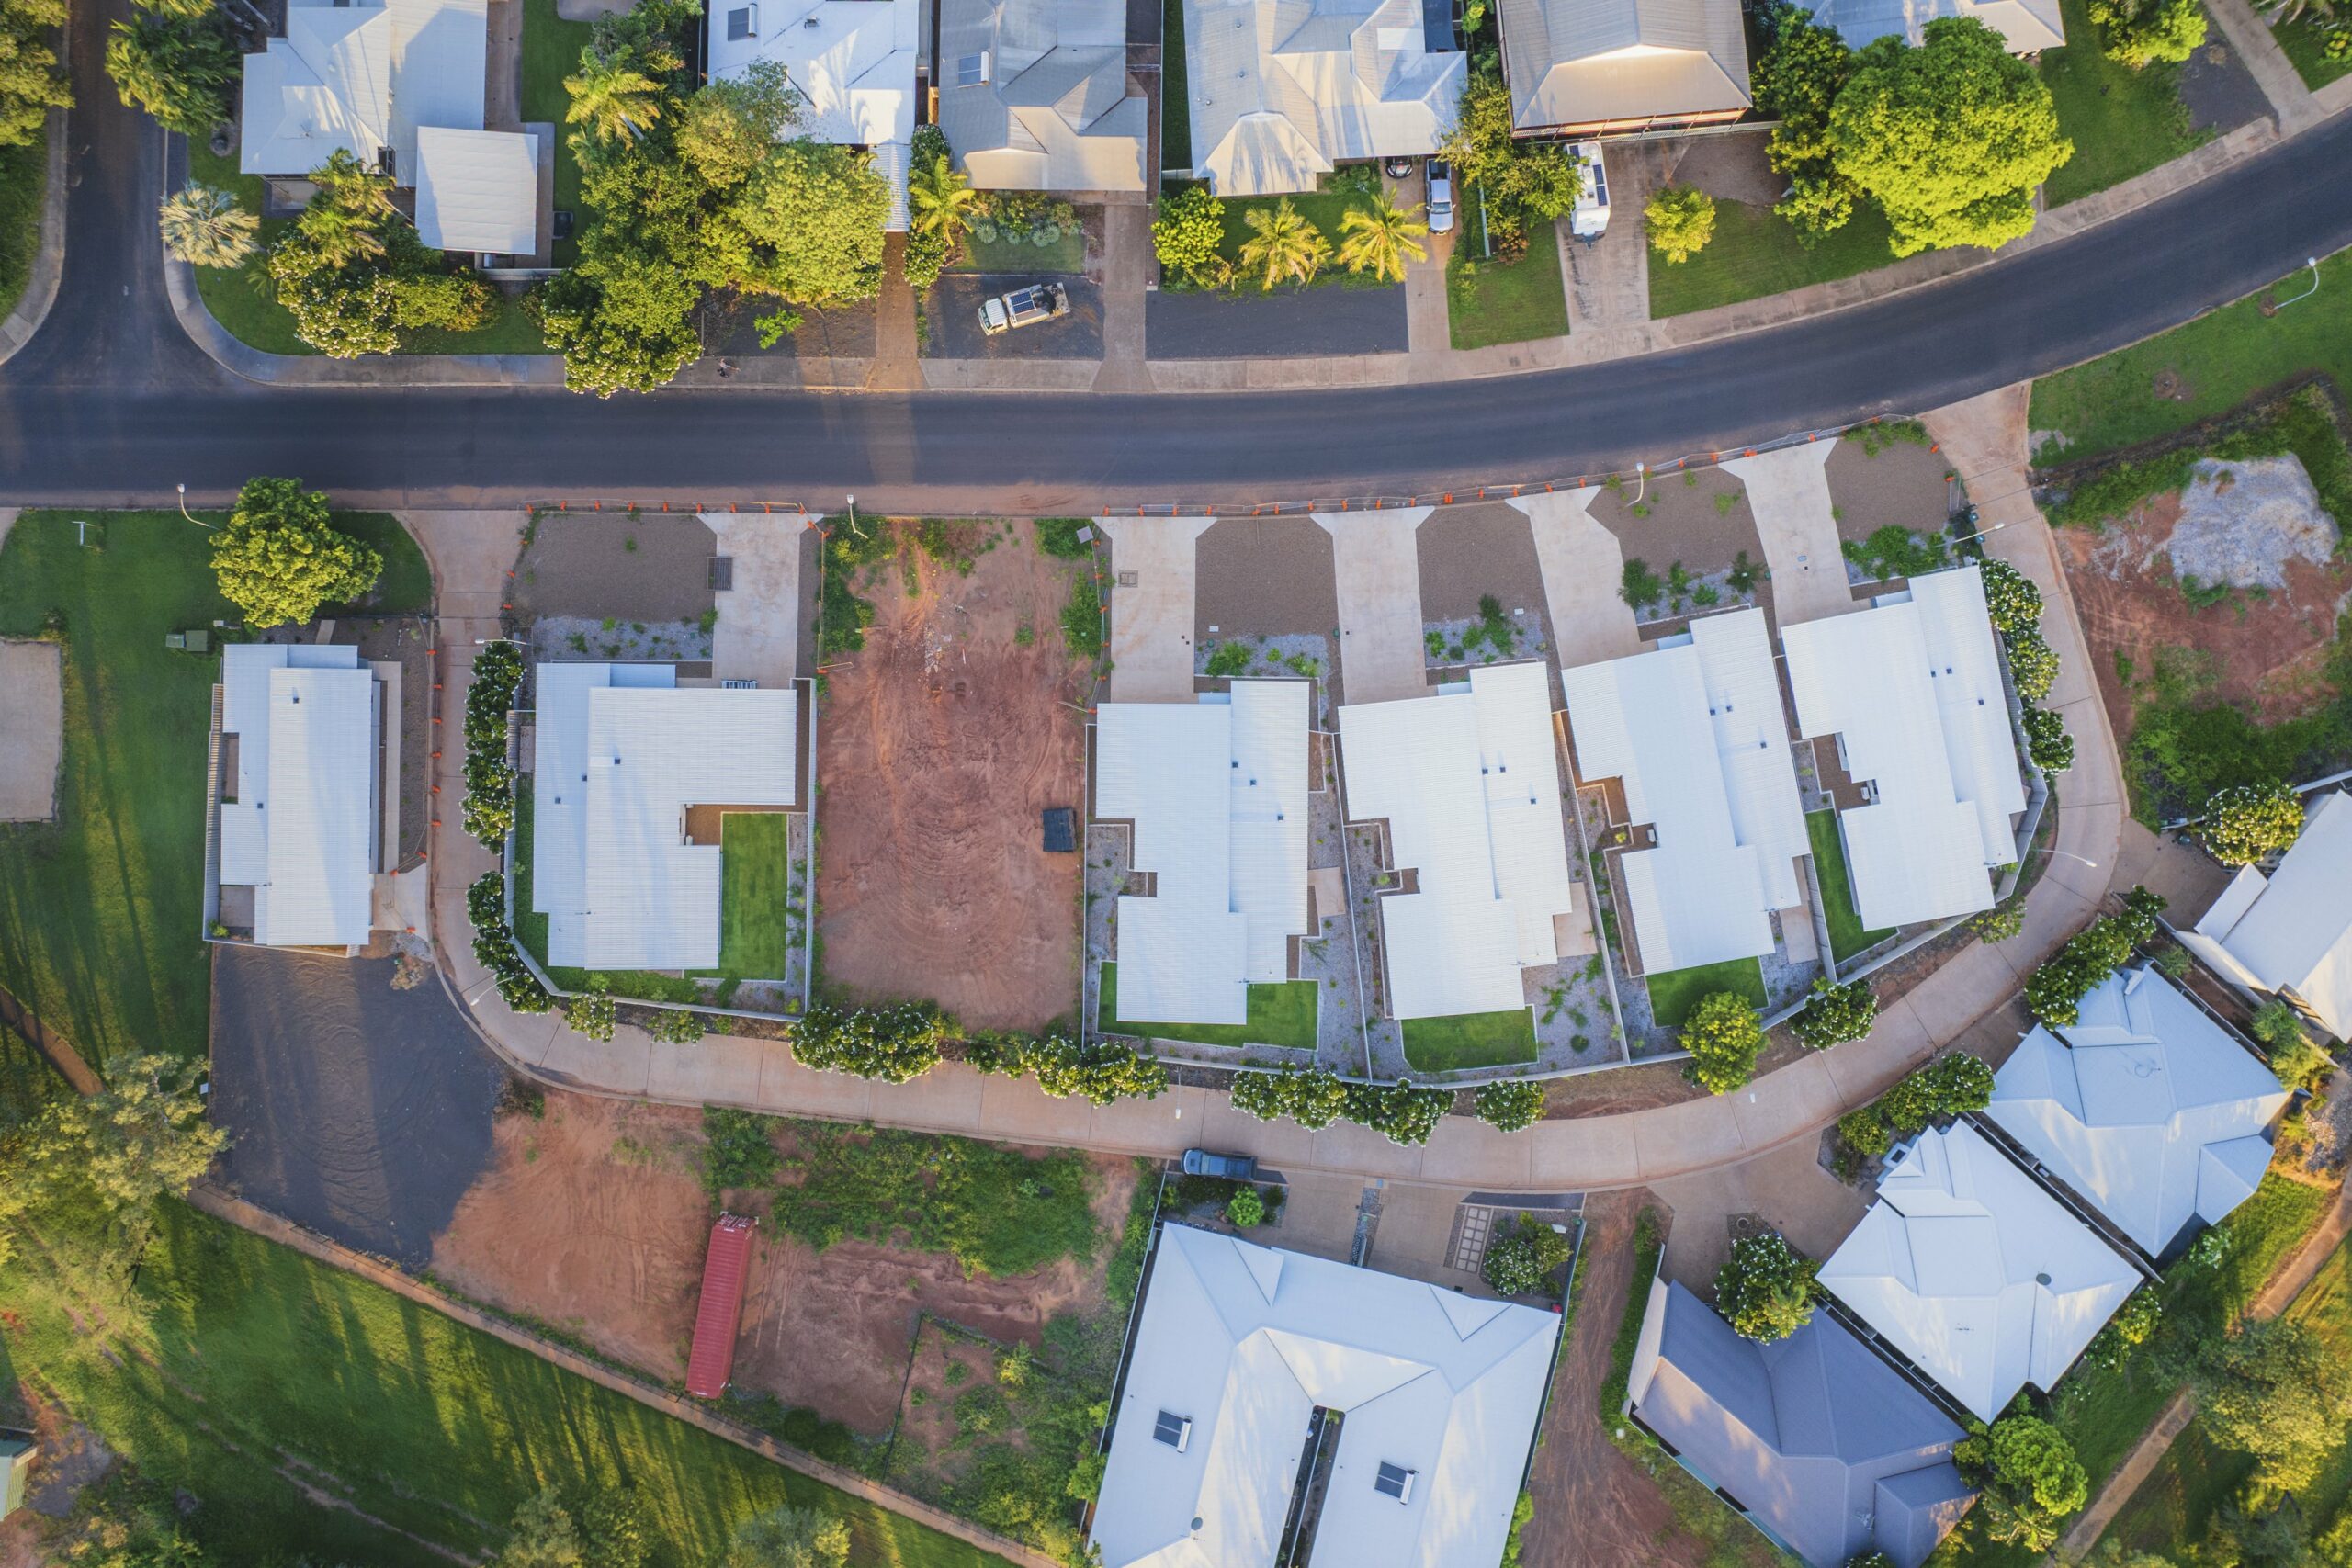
[685,1214,756,1399]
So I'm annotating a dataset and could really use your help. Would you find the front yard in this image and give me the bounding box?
[2037,0,2205,206]
[1644,957,1768,1030]
[1447,212,1568,349]
[1648,200,1898,319]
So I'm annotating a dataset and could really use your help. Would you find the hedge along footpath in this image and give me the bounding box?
[2023,886,2166,1029]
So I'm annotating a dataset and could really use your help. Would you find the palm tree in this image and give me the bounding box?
[296,200,384,267]
[1237,197,1332,291]
[907,152,979,252]
[2257,0,2331,22]
[311,148,396,220]
[1336,194,1429,284]
[158,181,258,268]
[564,52,663,144]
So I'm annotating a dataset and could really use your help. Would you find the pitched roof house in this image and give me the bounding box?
[2179,790,2352,1043]
[1496,0,1750,136]
[1628,1280,1975,1568]
[707,0,920,225]
[1986,966,2288,1258]
[1094,682,1312,1027]
[1561,605,1810,976]
[1337,660,1576,1021]
[1181,0,1464,195]
[413,127,540,255]
[240,0,489,181]
[1091,1224,1559,1568]
[1796,0,2064,53]
[1818,1121,2142,1421]
[938,0,1148,191]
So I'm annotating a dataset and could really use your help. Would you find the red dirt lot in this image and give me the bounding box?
[2057,495,2352,730]
[815,526,1089,1032]
[427,1095,711,1379]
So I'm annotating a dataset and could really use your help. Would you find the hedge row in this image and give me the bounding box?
[466,870,552,1014]
[463,639,525,848]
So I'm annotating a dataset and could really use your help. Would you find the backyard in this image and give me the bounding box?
[1202,174,1389,289]
[1098,961,1319,1050]
[717,813,801,981]
[1400,1007,1540,1072]
[1805,809,1893,963]
[521,0,594,267]
[1644,957,1767,1031]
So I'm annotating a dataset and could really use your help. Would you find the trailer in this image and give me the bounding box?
[685,1213,757,1399]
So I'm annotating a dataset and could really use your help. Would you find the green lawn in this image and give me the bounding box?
[510,787,702,1003]
[2277,15,2352,89]
[0,131,46,324]
[521,0,594,267]
[1097,960,1318,1049]
[1806,809,1894,963]
[0,1202,1008,1568]
[0,513,228,1069]
[329,512,433,614]
[955,226,1085,273]
[1644,956,1768,1030]
[184,145,548,355]
[1161,0,1191,170]
[1399,1007,1539,1072]
[718,812,797,980]
[2030,250,2352,461]
[2037,0,2203,208]
[1448,213,1568,350]
[1648,199,1898,319]
[1213,176,1387,288]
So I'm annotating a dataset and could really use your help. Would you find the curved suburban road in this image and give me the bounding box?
[6,0,2352,510]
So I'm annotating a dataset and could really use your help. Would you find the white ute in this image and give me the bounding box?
[978,282,1070,335]
[1569,141,1610,241]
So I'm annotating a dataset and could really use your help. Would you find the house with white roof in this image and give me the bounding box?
[707,0,919,226]
[1337,660,1577,1021]
[1180,0,1464,195]
[413,127,540,256]
[531,663,797,973]
[1628,1280,1974,1568]
[1091,1224,1559,1568]
[1094,682,1311,1027]
[1986,965,2287,1259]
[1818,1121,2142,1422]
[1781,565,2027,934]
[1561,606,1809,976]
[938,0,1148,192]
[1797,0,2063,54]
[2179,790,2352,1043]
[215,644,391,951]
[1497,0,1751,137]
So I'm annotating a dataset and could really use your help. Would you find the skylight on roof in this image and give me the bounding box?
[1153,1410,1193,1451]
[1374,1462,1416,1503]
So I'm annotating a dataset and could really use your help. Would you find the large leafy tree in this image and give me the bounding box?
[0,0,68,149]
[719,1506,851,1568]
[1682,991,1767,1094]
[266,150,492,355]
[565,53,664,145]
[1336,193,1429,283]
[209,477,383,627]
[24,1053,226,1213]
[1644,185,1715,263]
[1715,1232,1817,1341]
[1827,17,2072,256]
[2194,1318,2352,1494]
[722,140,890,305]
[536,243,703,396]
[1954,1413,2089,1550]
[105,10,235,137]
[2091,0,2206,66]
[1753,4,1855,242]
[675,58,799,186]
[1152,183,1227,288]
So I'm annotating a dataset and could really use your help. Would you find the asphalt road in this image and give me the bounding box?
[7,0,2352,513]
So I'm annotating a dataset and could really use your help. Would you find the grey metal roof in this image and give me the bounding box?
[1628,1280,1974,1568]
[1497,0,1748,131]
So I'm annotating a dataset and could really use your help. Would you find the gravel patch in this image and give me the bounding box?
[2167,455,2337,591]
[533,614,713,662]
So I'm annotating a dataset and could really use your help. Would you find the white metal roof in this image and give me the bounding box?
[1987,967,2287,1256]
[220,644,379,949]
[1798,0,2063,52]
[1096,683,1311,1026]
[1561,607,1808,974]
[2181,791,2352,1041]
[240,0,489,178]
[1338,661,1573,1020]
[1818,1122,2141,1422]
[1184,0,1464,195]
[413,127,538,254]
[1091,1224,1559,1568]
[707,0,919,151]
[531,664,797,973]
[1781,567,2021,932]
[938,0,1148,191]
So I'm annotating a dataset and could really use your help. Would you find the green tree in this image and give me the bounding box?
[1643,184,1716,264]
[105,11,234,137]
[2194,1318,2352,1495]
[2249,998,2332,1091]
[1978,558,2043,634]
[2024,704,2075,772]
[209,478,382,627]
[0,0,69,150]
[789,1001,949,1083]
[565,51,664,145]
[2091,0,2207,66]
[494,1489,583,1568]
[1792,977,1876,1049]
[159,181,257,268]
[1682,990,1766,1094]
[1482,1213,1573,1296]
[2200,782,2303,866]
[2003,626,2060,702]
[1837,1106,1891,1156]
[1336,193,1429,283]
[1714,1232,1816,1341]
[1340,1078,1453,1145]
[535,243,704,397]
[1972,903,2025,943]
[722,140,889,305]
[1153,184,1227,288]
[1230,1065,1350,1129]
[1474,1079,1547,1133]
[1237,197,1331,290]
[1955,1412,2088,1550]
[907,150,980,254]
[1826,17,2072,256]
[674,59,799,186]
[719,1505,851,1568]
[1027,1034,1169,1104]
[27,1054,226,1213]
[565,978,617,1043]
[1754,4,1855,241]
[1227,1187,1265,1226]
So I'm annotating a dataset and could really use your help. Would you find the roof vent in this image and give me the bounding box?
[2035,1271,2052,1287]
[1374,1462,1417,1503]
[1153,1411,1193,1451]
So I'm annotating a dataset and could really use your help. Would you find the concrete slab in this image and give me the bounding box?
[536,1030,655,1096]
[1364,1182,1476,1286]
[648,1034,767,1104]
[1633,1092,1752,1179]
[1726,1054,1844,1154]
[1651,1135,1868,1292]
[1197,1100,1319,1166]
[1524,1111,1642,1189]
[1815,997,1938,1105]
[1724,443,1856,627]
[1317,508,1432,706]
[1417,1120,1535,1188]
[1085,1084,1209,1151]
[1510,489,1642,671]
[755,1046,878,1121]
[1100,515,1212,701]
[1307,1118,1428,1180]
[703,511,808,688]
[1272,1169,1372,1261]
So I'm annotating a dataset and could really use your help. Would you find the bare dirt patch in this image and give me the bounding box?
[509,511,717,624]
[0,640,61,821]
[426,1094,711,1379]
[729,1147,1137,1435]
[894,1322,1017,1471]
[1194,516,1338,639]
[814,531,1088,1031]
[1586,469,1763,578]
[2057,489,2352,728]
[1824,436,1955,542]
[1416,502,1544,622]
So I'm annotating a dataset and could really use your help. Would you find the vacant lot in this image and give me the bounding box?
[815,525,1088,1030]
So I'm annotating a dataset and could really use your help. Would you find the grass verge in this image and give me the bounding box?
[1648,199,1897,320]
[1447,214,1567,350]
[718,812,799,979]
[0,131,46,324]
[1644,957,1768,1030]
[1806,809,1894,962]
[1098,960,1318,1049]
[1399,1007,1539,1072]
[2,1201,1009,1567]
[2036,0,2202,208]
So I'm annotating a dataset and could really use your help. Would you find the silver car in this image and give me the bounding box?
[1426,159,1455,235]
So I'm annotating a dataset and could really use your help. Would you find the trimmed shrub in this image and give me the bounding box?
[1227,1188,1264,1227]
[1714,1231,1817,1343]
[1027,1034,1170,1105]
[2023,705,2075,773]
[1483,1213,1574,1297]
[1475,1079,1547,1133]
[1341,1079,1453,1146]
[2200,781,2303,867]
[466,871,551,1013]
[1683,991,1767,1094]
[1978,557,2043,636]
[1792,978,1877,1050]
[564,978,617,1043]
[789,1001,950,1083]
[1838,1106,1892,1157]
[1230,1066,1350,1129]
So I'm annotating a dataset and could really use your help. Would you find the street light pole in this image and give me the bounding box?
[2031,845,2099,871]
[176,483,209,528]
[2276,257,2323,310]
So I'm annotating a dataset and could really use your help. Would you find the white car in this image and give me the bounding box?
[1568,141,1611,241]
[1426,159,1455,236]
[978,282,1070,335]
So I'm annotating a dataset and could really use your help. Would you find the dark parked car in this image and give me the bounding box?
[1182,1148,1260,1181]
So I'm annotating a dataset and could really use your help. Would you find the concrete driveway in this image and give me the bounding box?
[1725,442,1856,626]
[1101,515,1211,700]
[1511,489,1642,671]
[926,276,1105,361]
[1318,509,1430,705]
[704,510,814,687]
